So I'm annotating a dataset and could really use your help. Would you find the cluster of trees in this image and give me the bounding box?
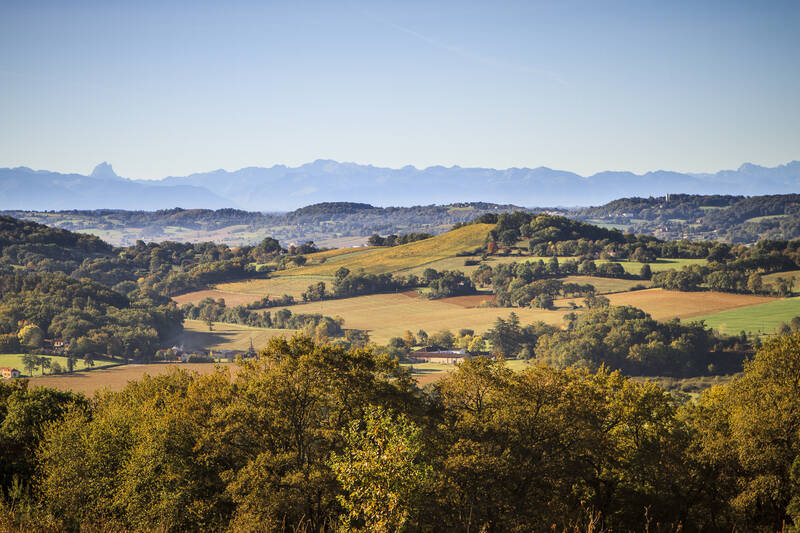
[181,297,347,341]
[301,267,475,302]
[482,257,608,309]
[652,239,800,294]
[474,259,642,308]
[4,333,800,531]
[17,353,87,376]
[0,216,112,274]
[573,193,800,243]
[380,328,490,361]
[421,269,476,298]
[483,312,557,357]
[536,305,746,376]
[0,216,310,360]
[300,267,421,302]
[477,212,716,259]
[1,216,292,298]
[367,232,432,247]
[0,271,182,360]
[577,193,738,218]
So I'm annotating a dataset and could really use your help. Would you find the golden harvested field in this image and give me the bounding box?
[266,293,567,344]
[433,292,497,308]
[28,356,534,396]
[212,275,331,299]
[30,363,237,396]
[305,246,375,261]
[173,288,267,307]
[403,358,533,386]
[604,288,776,321]
[279,224,492,276]
[180,319,297,351]
[313,236,369,249]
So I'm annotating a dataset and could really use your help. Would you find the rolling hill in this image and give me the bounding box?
[280,223,493,276]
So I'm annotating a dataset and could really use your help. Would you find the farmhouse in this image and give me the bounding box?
[1,367,21,379]
[411,347,471,364]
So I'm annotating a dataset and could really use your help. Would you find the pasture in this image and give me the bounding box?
[28,356,535,396]
[180,319,298,352]
[403,358,533,386]
[30,362,237,396]
[0,354,119,376]
[210,275,332,300]
[561,275,650,294]
[692,296,800,336]
[761,269,800,293]
[173,288,269,307]
[598,257,707,274]
[604,289,775,321]
[263,292,567,344]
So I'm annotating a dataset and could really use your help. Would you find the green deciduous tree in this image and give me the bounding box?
[330,406,433,532]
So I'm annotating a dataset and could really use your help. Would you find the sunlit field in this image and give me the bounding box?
[604,288,775,321]
[692,296,800,336]
[261,292,567,345]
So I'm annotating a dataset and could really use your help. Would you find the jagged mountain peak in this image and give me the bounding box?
[90,162,120,180]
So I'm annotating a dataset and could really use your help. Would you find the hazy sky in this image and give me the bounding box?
[1,0,798,179]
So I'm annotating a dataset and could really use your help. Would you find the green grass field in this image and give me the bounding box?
[692,296,800,336]
[520,256,706,274]
[761,270,800,295]
[0,354,120,377]
[180,319,298,352]
[560,275,650,294]
[745,214,788,223]
[600,257,707,274]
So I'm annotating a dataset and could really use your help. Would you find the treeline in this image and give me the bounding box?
[0,216,301,360]
[575,194,741,221]
[652,239,800,294]
[3,333,800,531]
[0,215,112,273]
[479,302,746,377]
[302,267,476,302]
[181,297,346,340]
[538,305,746,376]
[473,259,645,308]
[1,215,288,296]
[7,202,525,248]
[367,232,432,246]
[573,193,800,243]
[476,212,715,259]
[0,271,182,360]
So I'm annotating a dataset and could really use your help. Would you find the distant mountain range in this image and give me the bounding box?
[1,160,798,211]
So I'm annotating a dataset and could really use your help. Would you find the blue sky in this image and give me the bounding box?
[1,0,798,179]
